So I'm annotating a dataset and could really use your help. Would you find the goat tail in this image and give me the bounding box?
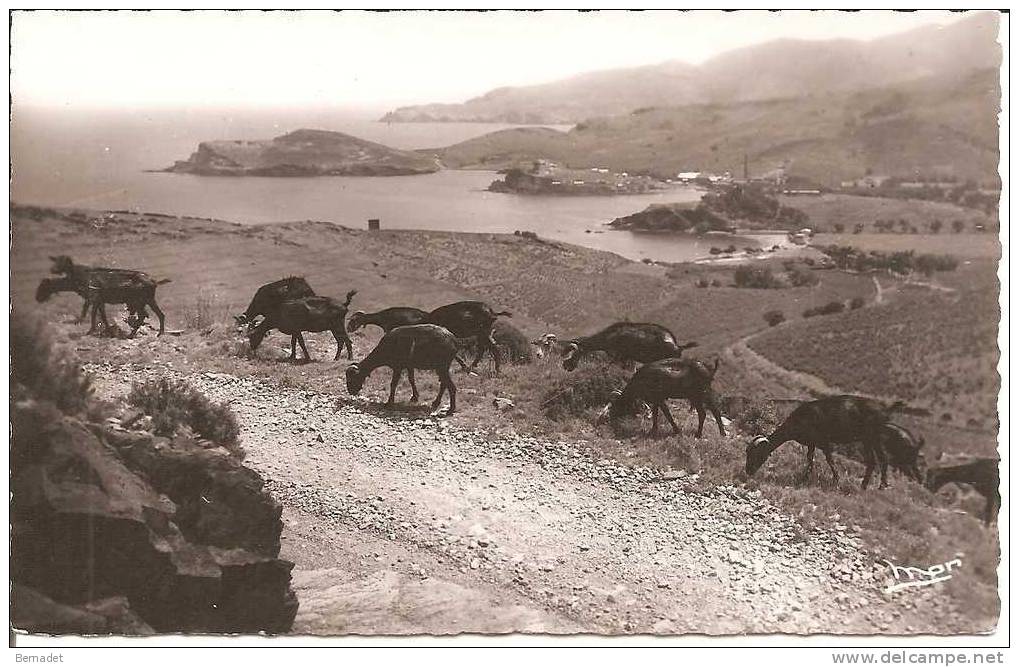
[678,341,699,351]
[710,357,720,377]
[343,289,358,308]
[156,278,172,285]
[494,310,513,318]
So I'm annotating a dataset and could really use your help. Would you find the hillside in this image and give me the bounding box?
[433,68,1000,186]
[165,128,439,177]
[384,12,1000,124]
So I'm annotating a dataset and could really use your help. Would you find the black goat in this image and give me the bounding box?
[597,358,724,438]
[37,269,170,336]
[345,324,462,414]
[249,291,356,361]
[236,276,315,328]
[927,458,1000,526]
[347,307,429,334]
[864,423,926,489]
[745,395,896,487]
[562,322,697,372]
[425,301,512,372]
[46,256,163,327]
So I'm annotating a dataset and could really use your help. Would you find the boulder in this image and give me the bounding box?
[11,401,298,634]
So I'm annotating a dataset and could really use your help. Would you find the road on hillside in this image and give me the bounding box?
[88,363,969,636]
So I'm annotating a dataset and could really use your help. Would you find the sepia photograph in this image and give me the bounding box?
[7,7,1008,654]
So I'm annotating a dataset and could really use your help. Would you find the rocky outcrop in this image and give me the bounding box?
[164,128,439,177]
[609,203,731,233]
[11,391,298,634]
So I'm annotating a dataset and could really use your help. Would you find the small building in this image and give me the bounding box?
[368,218,380,231]
[677,171,702,182]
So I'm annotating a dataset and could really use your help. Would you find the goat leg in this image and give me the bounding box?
[388,368,403,404]
[661,402,681,435]
[823,448,840,486]
[296,332,312,361]
[407,368,419,402]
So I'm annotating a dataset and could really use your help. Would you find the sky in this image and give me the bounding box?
[11,10,983,111]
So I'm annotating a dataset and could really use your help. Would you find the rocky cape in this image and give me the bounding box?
[164,129,439,177]
[609,203,731,232]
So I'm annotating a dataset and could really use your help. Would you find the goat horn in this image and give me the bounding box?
[351,310,365,317]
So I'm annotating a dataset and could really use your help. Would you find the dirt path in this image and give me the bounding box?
[86,362,965,635]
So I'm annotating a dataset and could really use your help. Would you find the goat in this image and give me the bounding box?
[235,276,315,328]
[561,322,697,372]
[37,269,170,336]
[927,458,1000,526]
[597,358,725,437]
[863,422,926,489]
[745,395,896,487]
[345,324,462,414]
[248,291,356,361]
[46,256,162,326]
[425,301,512,372]
[347,307,429,334]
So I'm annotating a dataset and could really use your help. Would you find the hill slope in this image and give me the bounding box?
[433,69,1000,185]
[166,128,440,177]
[384,12,1000,124]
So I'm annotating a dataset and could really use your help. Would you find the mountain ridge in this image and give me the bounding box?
[382,12,1000,124]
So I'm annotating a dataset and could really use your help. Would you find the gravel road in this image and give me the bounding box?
[87,362,967,636]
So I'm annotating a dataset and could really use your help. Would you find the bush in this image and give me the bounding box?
[11,314,92,414]
[183,291,217,331]
[541,364,631,421]
[695,278,710,288]
[787,267,820,287]
[128,377,243,457]
[803,300,847,318]
[850,296,866,310]
[763,310,786,327]
[734,266,783,289]
[725,396,779,435]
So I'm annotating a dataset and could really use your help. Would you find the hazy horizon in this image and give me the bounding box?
[11,10,987,111]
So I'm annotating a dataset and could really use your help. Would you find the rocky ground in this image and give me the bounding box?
[83,360,976,636]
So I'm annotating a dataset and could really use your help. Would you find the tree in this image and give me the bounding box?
[833,222,846,233]
[952,220,966,233]
[929,219,943,234]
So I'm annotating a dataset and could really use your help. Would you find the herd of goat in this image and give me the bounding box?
[34,256,1000,526]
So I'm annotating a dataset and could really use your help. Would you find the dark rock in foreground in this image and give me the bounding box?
[11,397,298,635]
[164,128,439,177]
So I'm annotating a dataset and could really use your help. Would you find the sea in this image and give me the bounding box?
[11,106,738,263]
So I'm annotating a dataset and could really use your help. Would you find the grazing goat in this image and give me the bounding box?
[47,256,162,326]
[745,395,896,487]
[864,423,926,489]
[37,269,170,336]
[236,276,315,328]
[345,324,462,414]
[927,458,1000,526]
[561,322,697,372]
[347,307,429,334]
[249,291,356,361]
[425,301,512,372]
[597,358,725,437]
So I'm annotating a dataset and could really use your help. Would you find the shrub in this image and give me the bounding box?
[128,377,243,457]
[541,364,631,421]
[763,310,786,327]
[11,314,92,414]
[787,267,820,287]
[726,396,779,435]
[182,291,218,331]
[803,300,847,318]
[850,296,866,310]
[695,278,710,288]
[734,266,783,289]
